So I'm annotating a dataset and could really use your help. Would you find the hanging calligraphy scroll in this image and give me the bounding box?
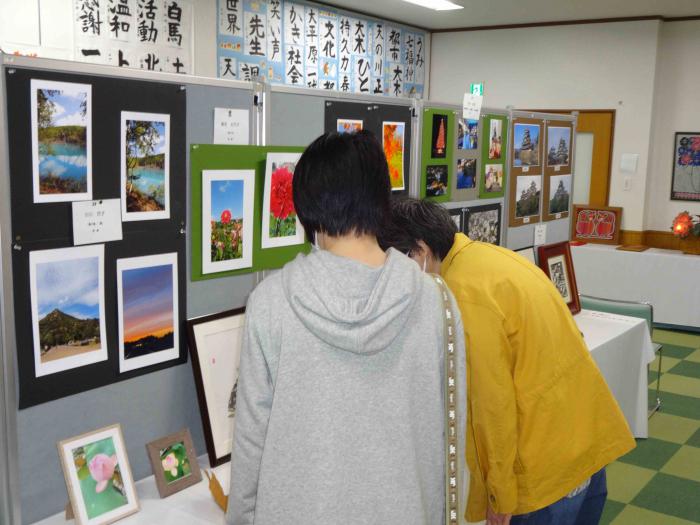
[217,0,426,97]
[73,0,194,74]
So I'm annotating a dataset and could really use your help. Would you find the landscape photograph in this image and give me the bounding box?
[515,175,542,218]
[547,126,571,167]
[210,178,245,263]
[32,79,91,202]
[513,123,540,167]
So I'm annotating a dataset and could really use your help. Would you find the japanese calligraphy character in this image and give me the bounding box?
[143,53,160,70]
[222,57,236,78]
[287,65,302,84]
[78,0,102,36]
[307,46,318,64]
[340,75,350,92]
[373,78,383,94]
[172,56,185,73]
[323,80,336,90]
[353,20,365,54]
[110,15,130,38]
[227,12,240,34]
[138,19,158,42]
[270,0,281,20]
[118,49,129,66]
[389,29,401,61]
[166,1,183,46]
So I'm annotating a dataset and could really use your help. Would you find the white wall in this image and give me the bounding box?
[430,20,661,231]
[644,20,700,231]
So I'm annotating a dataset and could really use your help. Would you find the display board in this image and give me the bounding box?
[509,116,544,226]
[324,100,413,197]
[479,113,508,199]
[452,111,480,201]
[542,119,573,221]
[190,144,310,281]
[421,107,454,202]
[446,198,505,247]
[268,91,325,146]
[5,67,188,408]
[217,0,427,97]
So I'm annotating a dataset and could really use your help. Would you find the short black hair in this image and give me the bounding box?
[377,198,457,260]
[293,130,390,240]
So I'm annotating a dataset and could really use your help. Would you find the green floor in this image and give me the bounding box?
[601,329,700,525]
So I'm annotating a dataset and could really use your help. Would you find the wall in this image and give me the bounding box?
[429,20,661,231]
[644,20,700,232]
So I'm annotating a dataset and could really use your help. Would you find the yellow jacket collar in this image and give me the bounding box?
[441,233,472,274]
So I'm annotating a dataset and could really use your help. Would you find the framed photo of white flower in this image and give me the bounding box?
[57,424,139,525]
[261,152,305,249]
[146,428,202,498]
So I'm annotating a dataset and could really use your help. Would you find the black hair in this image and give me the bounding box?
[293,130,391,240]
[377,198,457,260]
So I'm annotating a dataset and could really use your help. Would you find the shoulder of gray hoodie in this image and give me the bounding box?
[226,248,467,525]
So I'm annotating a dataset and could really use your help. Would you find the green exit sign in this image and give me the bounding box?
[470,83,484,96]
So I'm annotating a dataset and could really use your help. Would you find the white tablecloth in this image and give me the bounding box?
[571,244,700,328]
[575,309,656,438]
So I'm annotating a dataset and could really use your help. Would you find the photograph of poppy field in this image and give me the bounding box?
[210,179,245,262]
[268,161,297,238]
[383,122,405,190]
[124,119,167,213]
[121,264,174,360]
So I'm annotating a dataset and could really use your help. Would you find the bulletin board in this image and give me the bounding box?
[269,91,325,146]
[421,107,454,202]
[5,67,188,409]
[190,144,310,281]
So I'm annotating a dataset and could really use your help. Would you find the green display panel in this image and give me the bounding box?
[421,108,454,202]
[190,144,310,280]
[479,114,509,199]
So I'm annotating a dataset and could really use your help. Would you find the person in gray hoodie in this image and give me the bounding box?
[226,130,467,525]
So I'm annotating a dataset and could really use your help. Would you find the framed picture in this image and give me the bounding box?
[261,152,305,249]
[146,428,202,498]
[431,113,448,158]
[383,121,406,191]
[116,253,179,373]
[425,165,448,197]
[31,79,92,203]
[337,118,363,134]
[537,241,581,315]
[57,424,139,525]
[488,118,503,160]
[457,118,478,150]
[670,132,700,201]
[29,244,108,377]
[187,308,246,467]
[571,204,623,245]
[544,174,572,221]
[513,122,541,168]
[514,246,537,265]
[120,111,170,222]
[510,174,542,226]
[464,203,502,245]
[448,207,464,233]
[202,169,255,274]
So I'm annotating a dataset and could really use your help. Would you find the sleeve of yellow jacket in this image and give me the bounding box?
[463,301,519,517]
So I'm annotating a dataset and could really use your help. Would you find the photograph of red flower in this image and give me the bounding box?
[262,152,304,249]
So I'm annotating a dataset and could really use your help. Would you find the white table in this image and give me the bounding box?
[571,243,700,328]
[575,309,656,438]
[33,457,229,525]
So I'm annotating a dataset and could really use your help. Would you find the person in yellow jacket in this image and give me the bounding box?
[379,198,635,525]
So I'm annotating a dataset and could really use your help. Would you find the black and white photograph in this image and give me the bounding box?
[465,204,501,245]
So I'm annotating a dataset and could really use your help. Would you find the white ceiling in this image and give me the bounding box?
[325,0,700,30]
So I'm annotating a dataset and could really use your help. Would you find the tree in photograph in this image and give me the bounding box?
[37,89,59,129]
[125,121,160,193]
[435,118,446,155]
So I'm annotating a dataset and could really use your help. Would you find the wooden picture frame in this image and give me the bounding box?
[146,428,202,498]
[670,132,700,202]
[57,424,139,525]
[186,307,246,467]
[537,241,581,315]
[571,204,623,245]
[464,203,502,245]
[514,246,537,265]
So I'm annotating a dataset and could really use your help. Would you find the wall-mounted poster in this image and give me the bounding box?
[456,158,476,190]
[483,164,504,194]
[510,118,544,225]
[465,203,502,245]
[571,205,623,245]
[488,119,503,160]
[671,132,700,201]
[29,245,108,378]
[121,111,170,221]
[547,126,572,168]
[262,152,305,249]
[383,121,405,191]
[117,253,179,374]
[426,165,448,197]
[513,123,541,168]
[31,79,92,203]
[457,118,478,150]
[202,170,255,273]
[337,119,363,134]
[431,114,448,158]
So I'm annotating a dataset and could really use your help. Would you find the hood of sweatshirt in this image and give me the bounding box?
[281,247,424,355]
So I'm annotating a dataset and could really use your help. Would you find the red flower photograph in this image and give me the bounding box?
[262,152,305,249]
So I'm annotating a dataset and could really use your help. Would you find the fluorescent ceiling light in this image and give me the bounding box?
[401,0,464,10]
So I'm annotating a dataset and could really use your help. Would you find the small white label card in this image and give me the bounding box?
[534,223,547,246]
[214,108,250,145]
[522,166,529,173]
[72,199,123,246]
[462,92,483,120]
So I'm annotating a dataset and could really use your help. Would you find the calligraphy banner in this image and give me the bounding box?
[217,0,426,97]
[73,0,194,75]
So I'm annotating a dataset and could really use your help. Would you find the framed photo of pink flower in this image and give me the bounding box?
[57,424,139,525]
[146,428,201,498]
[202,169,255,274]
[261,152,305,249]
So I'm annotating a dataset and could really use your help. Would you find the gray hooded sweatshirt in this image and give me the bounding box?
[226,247,466,525]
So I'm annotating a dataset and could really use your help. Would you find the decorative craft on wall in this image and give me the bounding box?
[421,108,453,202]
[509,118,544,226]
[262,152,305,248]
[452,112,481,201]
[543,120,573,221]
[190,145,309,281]
[217,0,427,97]
[537,241,581,315]
[479,115,508,199]
[57,424,139,525]
[187,308,246,467]
[571,204,623,245]
[31,79,92,203]
[671,132,700,202]
[146,428,202,498]
[464,203,502,246]
[121,111,170,222]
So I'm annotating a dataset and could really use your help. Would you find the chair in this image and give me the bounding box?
[579,295,663,418]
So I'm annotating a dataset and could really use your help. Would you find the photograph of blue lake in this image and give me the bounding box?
[125,118,167,213]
